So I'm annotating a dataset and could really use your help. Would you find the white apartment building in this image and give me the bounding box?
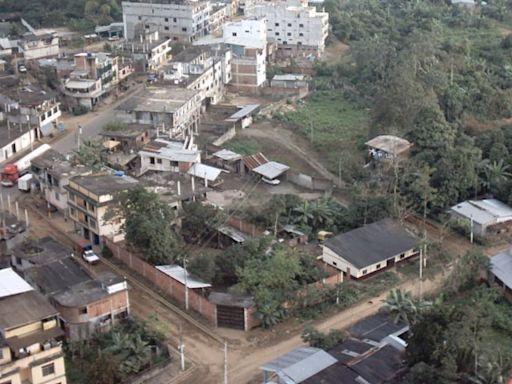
[116,87,202,138]
[120,30,173,72]
[162,46,231,104]
[245,0,328,56]
[64,52,133,109]
[122,0,218,43]
[0,85,61,162]
[222,18,267,92]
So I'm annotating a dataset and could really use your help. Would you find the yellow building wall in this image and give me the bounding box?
[30,355,67,384]
[5,321,41,339]
[0,346,11,364]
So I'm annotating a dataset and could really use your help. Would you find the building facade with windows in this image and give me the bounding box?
[66,174,139,244]
[122,0,216,42]
[0,85,62,162]
[0,268,67,384]
[245,0,328,56]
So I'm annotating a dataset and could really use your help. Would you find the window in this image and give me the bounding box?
[157,158,162,164]
[287,23,292,27]
[80,307,87,314]
[287,32,291,36]
[170,160,179,167]
[42,363,55,376]
[275,32,280,36]
[150,157,155,164]
[275,22,279,26]
[299,23,304,27]
[138,16,142,20]
[400,253,405,259]
[165,17,169,22]
[173,17,177,22]
[299,32,304,37]
[332,261,337,266]
[182,27,187,32]
[362,269,368,275]
[376,264,381,269]
[54,191,59,201]
[145,25,150,29]
[165,26,169,30]
[16,256,22,265]
[232,32,237,36]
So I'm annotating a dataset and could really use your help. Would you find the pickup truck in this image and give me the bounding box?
[82,249,100,264]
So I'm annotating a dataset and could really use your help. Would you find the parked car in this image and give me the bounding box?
[82,249,100,264]
[262,177,280,185]
[18,65,27,73]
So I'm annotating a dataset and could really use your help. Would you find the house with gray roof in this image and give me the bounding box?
[490,248,512,302]
[321,218,418,279]
[450,199,512,236]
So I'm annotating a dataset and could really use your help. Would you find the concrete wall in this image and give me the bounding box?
[104,237,217,325]
[286,170,332,191]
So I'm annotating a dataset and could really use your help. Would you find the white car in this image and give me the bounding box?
[82,249,100,264]
[262,177,280,185]
[18,65,27,73]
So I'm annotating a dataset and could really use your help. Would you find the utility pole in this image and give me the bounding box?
[179,323,185,371]
[419,248,423,301]
[184,257,189,311]
[224,341,228,384]
[470,214,474,244]
[77,124,83,150]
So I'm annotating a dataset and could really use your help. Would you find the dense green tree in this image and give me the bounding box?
[181,202,226,243]
[73,139,104,170]
[108,186,180,264]
[444,249,489,295]
[302,326,345,350]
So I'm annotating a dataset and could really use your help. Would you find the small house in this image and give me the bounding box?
[489,249,512,302]
[322,218,418,279]
[366,135,412,163]
[450,199,512,236]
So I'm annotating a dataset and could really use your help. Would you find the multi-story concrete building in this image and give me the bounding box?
[19,32,60,61]
[51,272,130,341]
[222,18,267,93]
[138,138,200,175]
[11,237,131,342]
[31,149,92,212]
[0,84,62,162]
[162,45,231,104]
[245,0,328,56]
[64,52,133,110]
[0,267,67,384]
[119,30,173,72]
[66,174,139,244]
[116,87,202,138]
[122,0,217,43]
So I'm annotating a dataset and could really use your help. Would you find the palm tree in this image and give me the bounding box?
[482,159,512,193]
[292,201,314,227]
[383,288,417,325]
[383,288,432,326]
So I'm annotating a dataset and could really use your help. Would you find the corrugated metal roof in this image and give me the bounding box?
[253,161,290,179]
[471,199,512,219]
[451,199,512,226]
[324,218,417,270]
[218,225,246,243]
[491,249,512,289]
[243,153,268,170]
[272,74,305,81]
[365,135,411,156]
[213,149,242,161]
[226,104,260,121]
[156,265,211,289]
[0,268,34,298]
[261,347,337,384]
[188,163,224,181]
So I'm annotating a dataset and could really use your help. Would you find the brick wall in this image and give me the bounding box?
[104,237,217,324]
[227,216,265,237]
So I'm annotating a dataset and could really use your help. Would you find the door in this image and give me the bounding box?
[216,305,245,330]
